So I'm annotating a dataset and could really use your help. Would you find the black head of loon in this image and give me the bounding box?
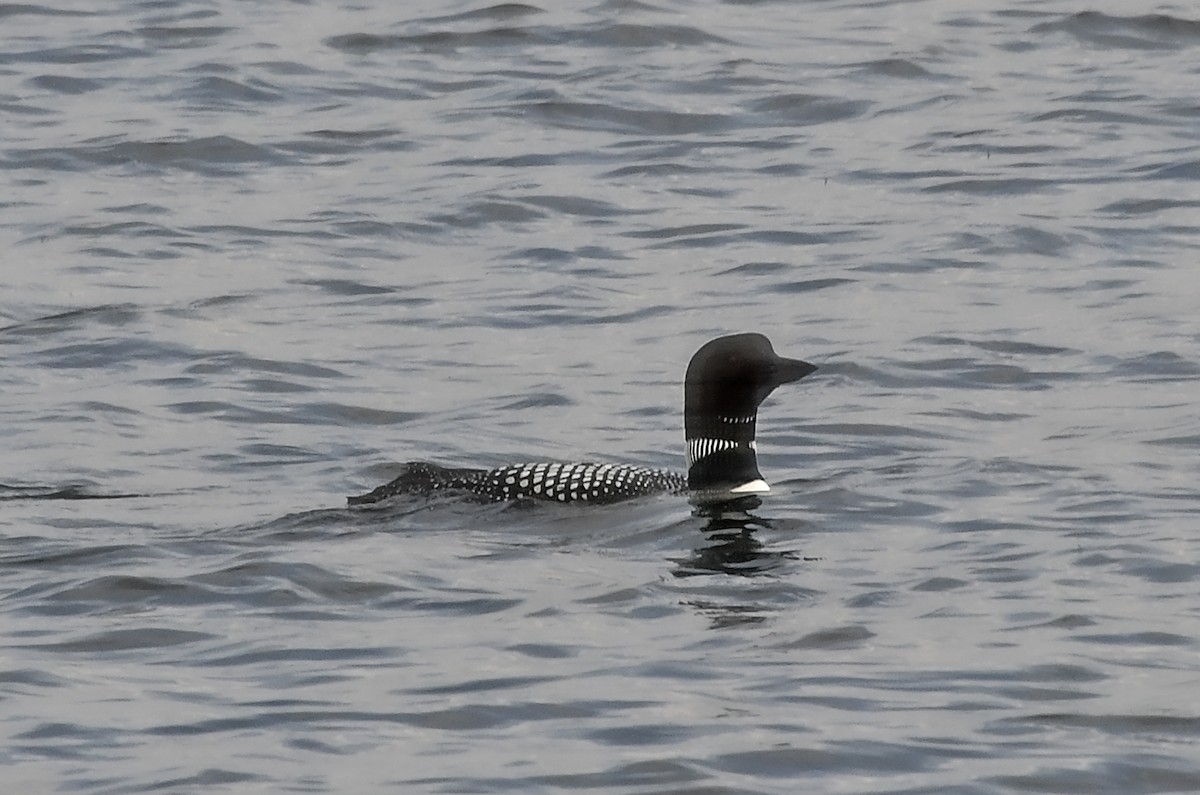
[683,333,817,502]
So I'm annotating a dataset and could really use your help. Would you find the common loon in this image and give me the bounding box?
[348,333,817,507]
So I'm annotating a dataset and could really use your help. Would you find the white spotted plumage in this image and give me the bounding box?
[478,462,684,503]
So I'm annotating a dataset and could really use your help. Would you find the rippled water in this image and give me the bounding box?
[4,1,1200,792]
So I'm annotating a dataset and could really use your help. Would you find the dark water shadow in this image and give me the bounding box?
[238,489,506,542]
[0,482,145,501]
[672,496,816,578]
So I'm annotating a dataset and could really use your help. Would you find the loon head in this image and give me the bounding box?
[683,333,817,503]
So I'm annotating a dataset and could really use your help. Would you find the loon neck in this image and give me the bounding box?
[685,411,767,496]
[685,412,757,464]
[678,333,818,503]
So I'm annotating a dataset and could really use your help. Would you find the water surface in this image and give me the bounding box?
[3,1,1200,792]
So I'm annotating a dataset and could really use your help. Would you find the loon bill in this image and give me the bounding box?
[348,333,817,507]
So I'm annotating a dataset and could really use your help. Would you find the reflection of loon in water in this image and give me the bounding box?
[675,496,816,579]
[348,333,817,507]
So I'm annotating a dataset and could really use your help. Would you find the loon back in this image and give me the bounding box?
[347,461,685,506]
[348,332,816,506]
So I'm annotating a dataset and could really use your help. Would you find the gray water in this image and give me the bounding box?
[3,1,1200,792]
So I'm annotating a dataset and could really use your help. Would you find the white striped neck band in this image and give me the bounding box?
[686,437,757,468]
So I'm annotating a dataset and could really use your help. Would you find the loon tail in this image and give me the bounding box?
[348,461,487,505]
